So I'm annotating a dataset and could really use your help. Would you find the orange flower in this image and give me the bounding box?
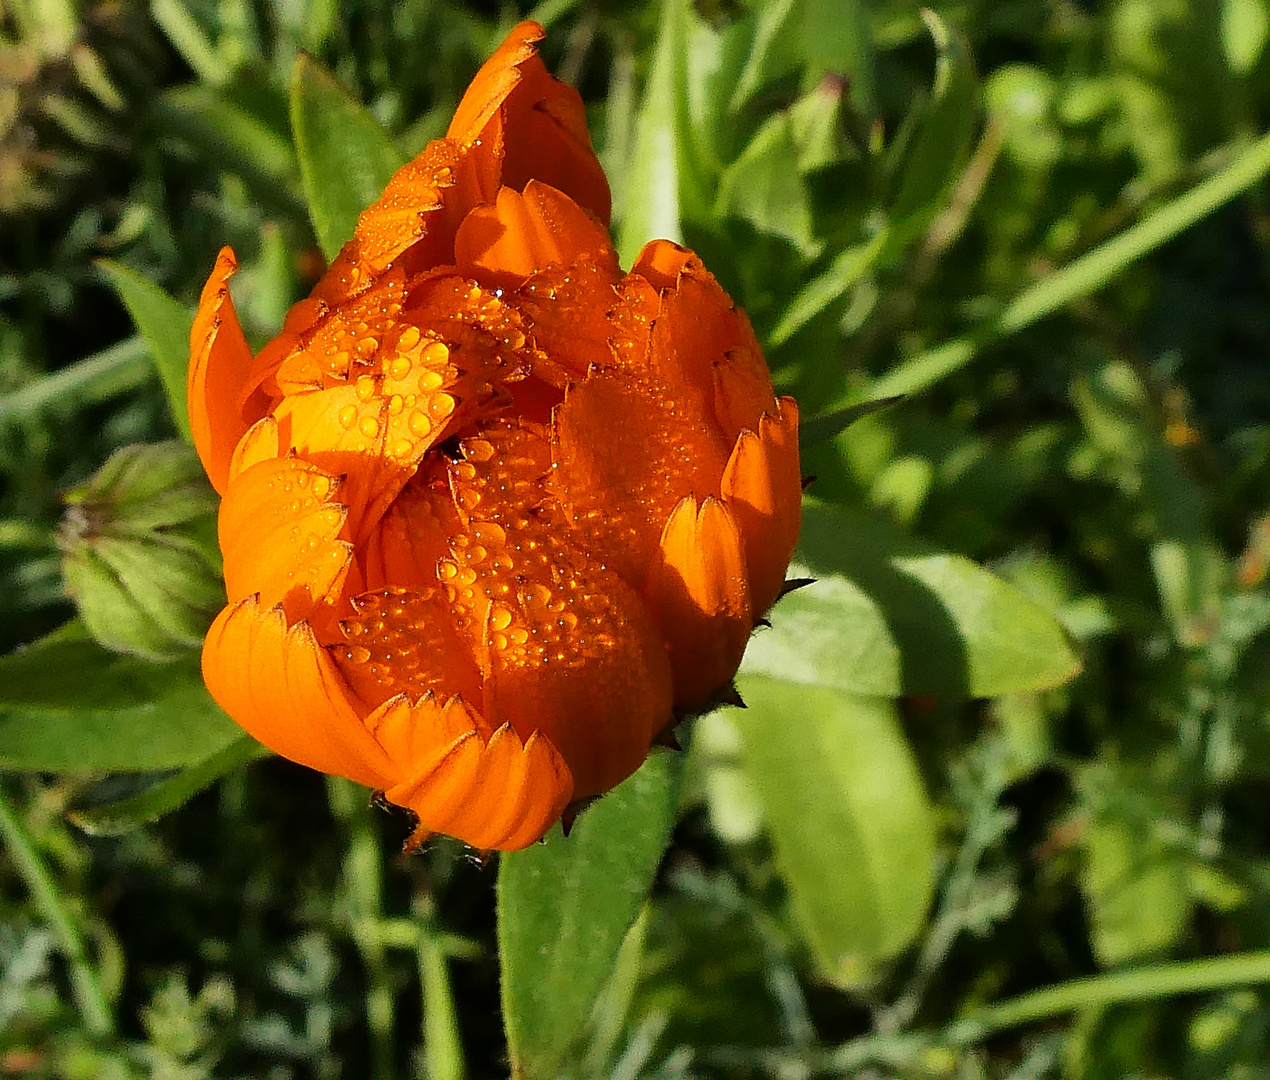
[188,21,801,851]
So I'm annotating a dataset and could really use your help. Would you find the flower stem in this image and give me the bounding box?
[0,786,112,1036]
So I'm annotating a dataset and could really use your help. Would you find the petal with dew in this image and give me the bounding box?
[551,374,729,585]
[455,181,617,293]
[218,456,354,617]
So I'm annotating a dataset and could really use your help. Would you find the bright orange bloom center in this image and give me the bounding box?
[188,21,801,851]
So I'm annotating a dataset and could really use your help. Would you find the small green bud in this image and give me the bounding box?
[58,441,224,661]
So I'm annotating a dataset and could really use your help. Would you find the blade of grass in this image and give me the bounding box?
[0,786,112,1036]
[866,128,1270,401]
[0,336,150,421]
[949,949,1270,1042]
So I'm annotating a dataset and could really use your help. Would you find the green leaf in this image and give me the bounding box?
[735,678,935,987]
[97,262,194,442]
[0,622,242,771]
[159,83,305,219]
[800,395,906,449]
[68,736,267,835]
[866,127,1270,402]
[799,0,874,113]
[290,53,406,262]
[497,752,683,1080]
[744,499,1082,697]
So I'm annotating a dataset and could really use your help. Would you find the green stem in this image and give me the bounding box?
[950,949,1270,1043]
[865,128,1270,401]
[327,778,396,1080]
[0,787,112,1036]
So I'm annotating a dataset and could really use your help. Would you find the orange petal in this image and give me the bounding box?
[513,251,623,386]
[647,495,752,709]
[454,181,617,293]
[644,255,776,442]
[189,248,267,494]
[448,20,610,223]
[721,397,802,615]
[368,692,494,767]
[202,597,393,789]
[383,712,574,851]
[331,584,484,712]
[551,374,729,586]
[218,456,354,618]
[447,21,545,147]
[630,238,694,291]
[269,327,481,543]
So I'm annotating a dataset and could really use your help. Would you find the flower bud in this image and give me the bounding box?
[59,441,224,660]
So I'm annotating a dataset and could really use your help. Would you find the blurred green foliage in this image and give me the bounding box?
[7,0,1270,1076]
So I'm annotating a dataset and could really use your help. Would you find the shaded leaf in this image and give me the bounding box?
[68,736,266,835]
[0,622,241,770]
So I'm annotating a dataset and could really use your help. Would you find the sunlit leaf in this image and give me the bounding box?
[498,752,682,1080]
[744,499,1082,697]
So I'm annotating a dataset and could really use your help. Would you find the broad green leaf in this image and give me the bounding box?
[0,622,241,771]
[743,499,1081,697]
[735,677,935,987]
[290,54,406,262]
[498,752,682,1080]
[97,262,194,441]
[800,0,874,113]
[68,736,266,835]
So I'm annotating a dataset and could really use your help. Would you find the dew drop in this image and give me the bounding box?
[355,375,377,402]
[338,405,358,430]
[408,411,432,438]
[359,416,380,438]
[429,392,456,419]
